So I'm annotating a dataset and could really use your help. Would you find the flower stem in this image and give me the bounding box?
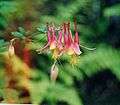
[80,44,96,51]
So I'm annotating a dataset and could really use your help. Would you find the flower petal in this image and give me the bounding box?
[67,47,74,55]
[72,43,82,55]
[50,41,56,50]
[50,28,57,50]
[58,31,63,50]
[74,32,79,44]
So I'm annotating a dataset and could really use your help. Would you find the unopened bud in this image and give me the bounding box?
[8,44,15,58]
[50,63,59,81]
[8,38,17,58]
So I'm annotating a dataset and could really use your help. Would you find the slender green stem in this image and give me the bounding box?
[53,60,57,67]
[80,44,96,51]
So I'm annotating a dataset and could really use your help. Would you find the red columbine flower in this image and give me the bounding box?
[37,21,82,62]
[72,31,82,55]
[37,24,64,60]
[49,26,57,50]
[37,21,96,81]
[64,22,82,56]
[72,18,82,55]
[62,21,82,65]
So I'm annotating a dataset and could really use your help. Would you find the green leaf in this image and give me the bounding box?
[104,4,120,17]
[11,31,25,39]
[18,27,26,35]
[30,81,83,105]
[78,45,120,79]
[37,26,47,33]
[0,40,8,52]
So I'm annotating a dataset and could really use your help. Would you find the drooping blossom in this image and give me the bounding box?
[37,21,96,81]
[37,21,82,61]
[37,23,64,60]
[63,22,82,56]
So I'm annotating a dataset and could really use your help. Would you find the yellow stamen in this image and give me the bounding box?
[70,54,78,65]
[52,48,60,60]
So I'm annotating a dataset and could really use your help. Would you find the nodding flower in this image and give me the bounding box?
[36,21,96,81]
[49,26,57,50]
[64,22,82,56]
[37,21,82,61]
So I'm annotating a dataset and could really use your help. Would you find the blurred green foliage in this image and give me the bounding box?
[0,0,120,105]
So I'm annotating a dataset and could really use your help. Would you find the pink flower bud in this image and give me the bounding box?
[50,63,59,81]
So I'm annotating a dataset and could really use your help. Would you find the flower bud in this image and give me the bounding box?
[50,63,59,81]
[8,44,15,58]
